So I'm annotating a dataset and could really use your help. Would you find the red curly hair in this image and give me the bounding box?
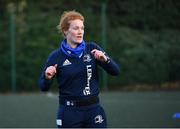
[57,10,84,36]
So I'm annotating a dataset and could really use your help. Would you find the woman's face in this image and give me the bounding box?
[65,19,84,45]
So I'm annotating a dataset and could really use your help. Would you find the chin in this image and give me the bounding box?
[75,40,83,44]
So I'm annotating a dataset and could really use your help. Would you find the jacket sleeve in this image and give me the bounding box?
[39,71,53,91]
[38,50,59,91]
[97,57,120,76]
[91,42,120,76]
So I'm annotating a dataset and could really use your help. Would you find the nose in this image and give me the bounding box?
[78,29,84,34]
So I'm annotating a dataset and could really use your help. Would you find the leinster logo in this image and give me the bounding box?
[94,115,104,124]
[83,54,92,62]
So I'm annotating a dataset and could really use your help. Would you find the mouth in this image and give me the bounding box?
[77,36,82,39]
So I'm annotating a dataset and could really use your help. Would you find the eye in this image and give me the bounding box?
[72,26,84,31]
[72,26,79,30]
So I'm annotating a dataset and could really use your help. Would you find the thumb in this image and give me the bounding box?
[91,49,97,54]
[54,64,58,68]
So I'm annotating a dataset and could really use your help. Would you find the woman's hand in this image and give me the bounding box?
[45,64,57,80]
[91,49,108,63]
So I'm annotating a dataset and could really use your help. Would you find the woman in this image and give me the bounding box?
[39,10,120,128]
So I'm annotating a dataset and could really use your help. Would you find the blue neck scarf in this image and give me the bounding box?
[60,39,86,58]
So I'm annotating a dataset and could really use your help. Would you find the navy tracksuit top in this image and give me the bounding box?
[39,42,120,100]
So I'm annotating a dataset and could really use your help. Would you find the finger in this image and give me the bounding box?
[46,73,53,79]
[99,55,104,59]
[94,53,99,59]
[46,68,54,75]
[97,55,104,61]
[53,64,57,74]
[95,51,102,58]
[47,72,52,76]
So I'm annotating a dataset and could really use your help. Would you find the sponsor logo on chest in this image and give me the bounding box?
[83,65,92,95]
[62,59,72,66]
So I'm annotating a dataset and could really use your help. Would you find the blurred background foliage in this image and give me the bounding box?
[0,0,180,92]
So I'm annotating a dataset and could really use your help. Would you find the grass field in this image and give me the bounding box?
[0,91,180,128]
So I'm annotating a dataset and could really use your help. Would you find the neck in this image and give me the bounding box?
[67,39,77,48]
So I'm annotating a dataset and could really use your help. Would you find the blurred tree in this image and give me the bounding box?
[0,0,180,92]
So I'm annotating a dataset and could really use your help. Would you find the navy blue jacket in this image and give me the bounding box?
[39,42,120,100]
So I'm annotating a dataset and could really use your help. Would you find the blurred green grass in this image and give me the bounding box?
[0,91,180,128]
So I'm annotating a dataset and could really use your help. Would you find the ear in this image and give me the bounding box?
[64,31,68,36]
